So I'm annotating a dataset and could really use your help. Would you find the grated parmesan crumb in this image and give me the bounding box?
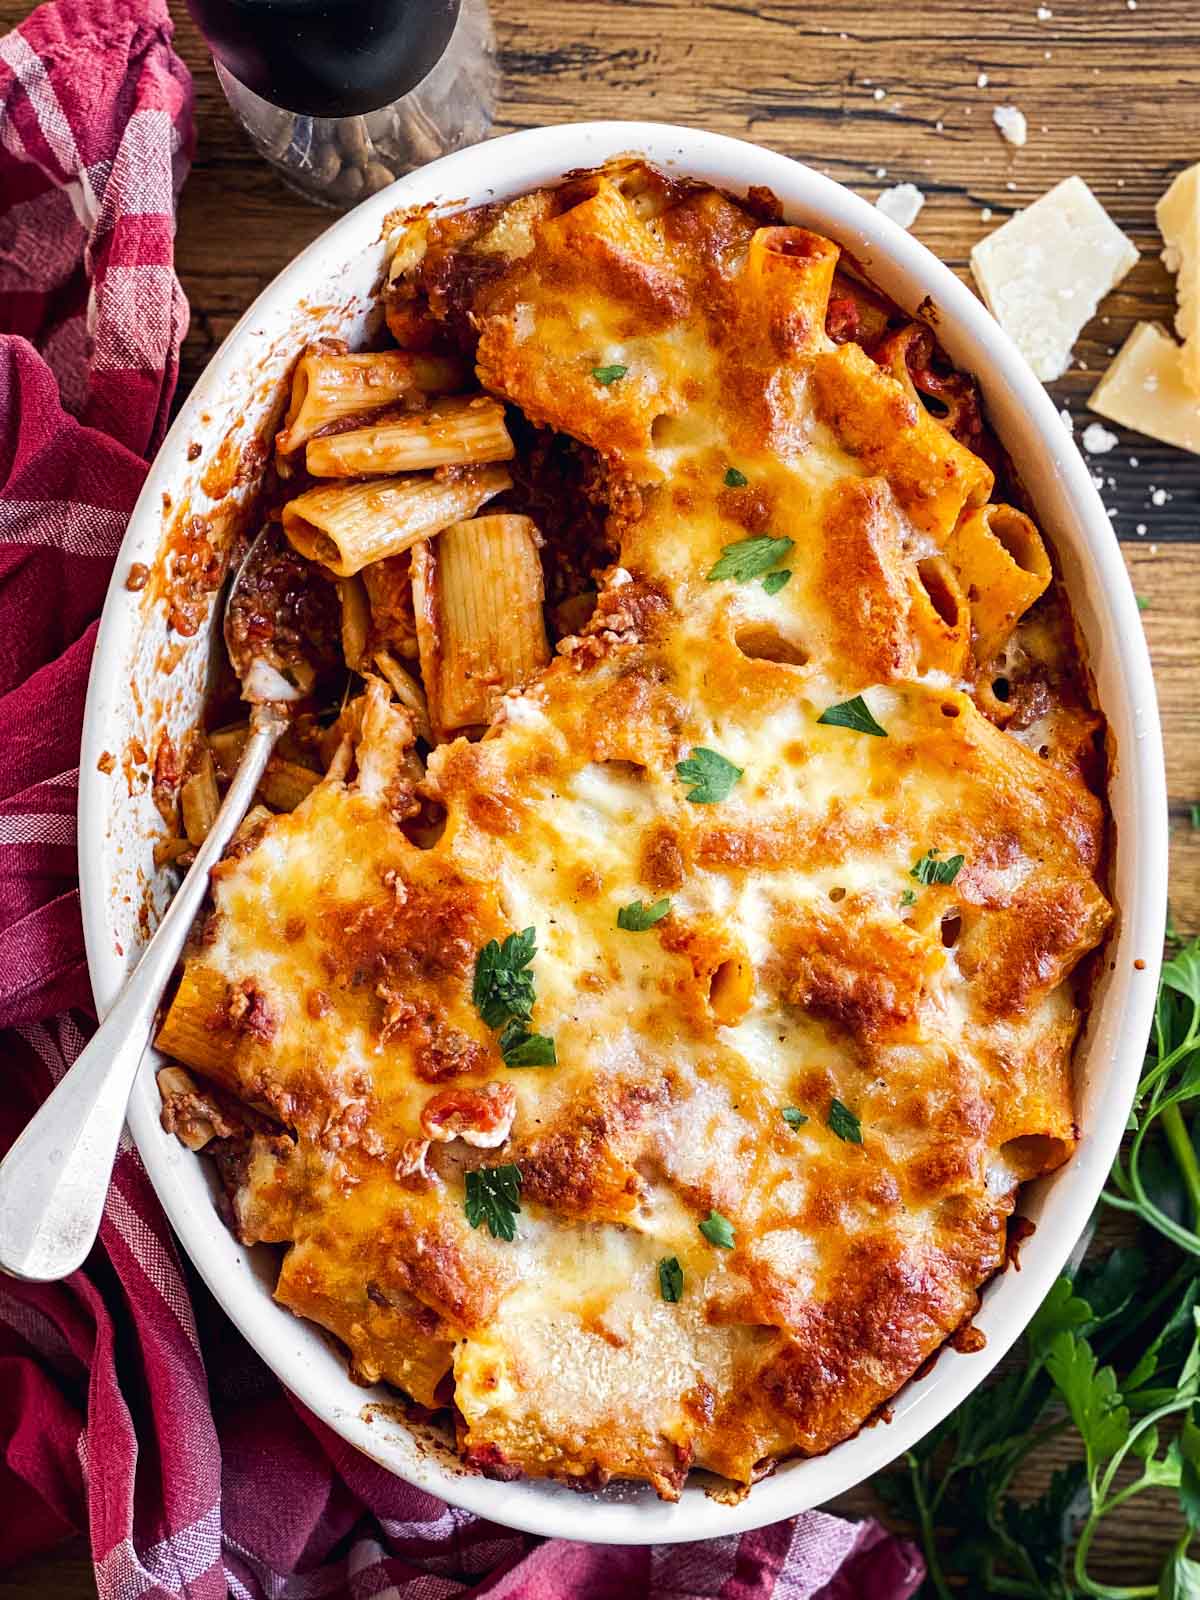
[1151,488,1167,506]
[976,71,989,88]
[873,86,885,101]
[1036,3,1053,15]
[1082,422,1119,454]
[981,206,993,221]
[1060,407,1074,433]
[993,105,1028,147]
[1136,523,1147,535]
[875,183,926,229]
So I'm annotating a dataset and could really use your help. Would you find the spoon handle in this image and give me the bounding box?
[0,703,287,1282]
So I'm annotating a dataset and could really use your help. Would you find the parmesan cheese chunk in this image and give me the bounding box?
[993,105,1028,147]
[970,176,1138,380]
[1156,162,1200,395]
[1088,321,1200,455]
[875,183,925,229]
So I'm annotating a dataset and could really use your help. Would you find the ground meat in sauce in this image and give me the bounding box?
[168,515,226,636]
[225,524,342,682]
[503,417,617,615]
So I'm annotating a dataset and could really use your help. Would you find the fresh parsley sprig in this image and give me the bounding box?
[910,847,965,887]
[464,1164,523,1240]
[699,1209,735,1249]
[706,534,794,584]
[827,1097,862,1144]
[473,927,557,1069]
[818,695,888,738]
[676,746,743,804]
[878,937,1200,1599]
[659,1256,684,1302]
[618,897,671,931]
[1105,939,1200,1260]
[498,1018,557,1067]
[473,928,537,1028]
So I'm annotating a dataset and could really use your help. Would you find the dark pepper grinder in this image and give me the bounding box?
[184,0,496,208]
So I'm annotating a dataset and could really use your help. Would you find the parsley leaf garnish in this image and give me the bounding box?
[699,1209,735,1249]
[592,363,627,385]
[658,1256,684,1302]
[498,1019,557,1067]
[724,466,749,488]
[473,927,536,1028]
[705,535,794,584]
[900,888,917,907]
[1044,1332,1130,1488]
[781,1106,808,1128]
[817,694,888,738]
[617,897,671,931]
[1136,594,1150,612]
[762,569,792,595]
[676,747,743,804]
[910,848,965,886]
[464,1164,522,1240]
[474,927,556,1066]
[827,1097,862,1144]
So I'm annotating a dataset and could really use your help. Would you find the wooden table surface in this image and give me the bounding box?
[3,0,1198,1592]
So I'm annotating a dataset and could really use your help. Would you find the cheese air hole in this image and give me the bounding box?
[989,505,1045,578]
[651,411,706,451]
[999,1133,1071,1182]
[940,909,962,948]
[917,557,966,630]
[992,676,1011,702]
[709,955,754,1026]
[734,623,808,667]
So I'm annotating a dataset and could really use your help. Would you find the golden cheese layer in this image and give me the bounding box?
[159,162,1111,1501]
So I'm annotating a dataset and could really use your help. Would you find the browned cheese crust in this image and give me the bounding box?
[157,160,1111,1502]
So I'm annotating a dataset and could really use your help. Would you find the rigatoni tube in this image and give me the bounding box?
[412,514,551,739]
[306,396,514,478]
[276,349,466,455]
[282,463,511,578]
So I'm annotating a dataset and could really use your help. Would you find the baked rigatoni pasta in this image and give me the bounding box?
[154,158,1112,1506]
[412,514,551,736]
[281,463,511,577]
[276,348,465,455]
[306,396,513,478]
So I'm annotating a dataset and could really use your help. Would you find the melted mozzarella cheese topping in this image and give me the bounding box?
[158,162,1112,1503]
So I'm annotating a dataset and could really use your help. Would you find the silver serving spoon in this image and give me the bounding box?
[0,529,313,1282]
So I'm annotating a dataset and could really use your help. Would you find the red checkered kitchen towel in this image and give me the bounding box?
[0,3,925,1595]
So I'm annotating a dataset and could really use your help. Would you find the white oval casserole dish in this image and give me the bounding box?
[78,121,1168,1544]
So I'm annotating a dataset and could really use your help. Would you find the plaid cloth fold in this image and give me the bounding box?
[0,3,924,1595]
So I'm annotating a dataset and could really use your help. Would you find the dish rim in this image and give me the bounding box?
[78,120,1168,1544]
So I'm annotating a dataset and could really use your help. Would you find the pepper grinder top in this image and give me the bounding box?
[185,0,496,208]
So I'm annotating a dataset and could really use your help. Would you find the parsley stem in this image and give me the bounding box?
[905,1451,954,1600]
[1096,1391,1195,1508]
[1073,1476,1160,1598]
[1094,1260,1198,1358]
[1162,1100,1200,1233]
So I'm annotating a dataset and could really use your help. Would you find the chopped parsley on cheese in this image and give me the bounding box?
[155,157,1112,1509]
